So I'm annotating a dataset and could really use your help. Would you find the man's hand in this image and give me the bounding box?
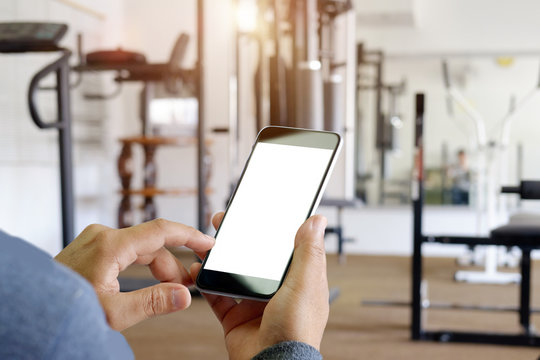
[190,213,329,359]
[55,218,215,331]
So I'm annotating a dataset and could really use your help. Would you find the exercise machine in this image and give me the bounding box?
[71,1,209,292]
[443,60,540,284]
[73,0,209,233]
[232,0,357,257]
[411,93,540,346]
[364,94,540,346]
[0,22,74,248]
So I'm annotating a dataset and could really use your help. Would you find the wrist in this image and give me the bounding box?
[260,321,324,351]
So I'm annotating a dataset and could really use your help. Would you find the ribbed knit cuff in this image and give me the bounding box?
[252,341,322,360]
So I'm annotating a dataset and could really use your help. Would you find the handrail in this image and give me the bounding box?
[27,50,71,129]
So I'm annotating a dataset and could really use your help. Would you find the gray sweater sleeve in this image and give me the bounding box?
[0,230,134,360]
[252,341,323,360]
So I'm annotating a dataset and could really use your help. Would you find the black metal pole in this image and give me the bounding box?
[517,143,523,208]
[197,0,207,232]
[57,55,75,247]
[519,249,531,333]
[411,93,425,340]
[354,43,363,199]
[375,54,384,204]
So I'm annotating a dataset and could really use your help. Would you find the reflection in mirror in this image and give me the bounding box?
[355,54,540,213]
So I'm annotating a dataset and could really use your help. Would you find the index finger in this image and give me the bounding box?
[106,218,215,271]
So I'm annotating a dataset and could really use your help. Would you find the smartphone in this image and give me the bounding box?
[196,126,342,300]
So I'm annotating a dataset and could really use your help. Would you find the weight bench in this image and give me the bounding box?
[489,182,540,338]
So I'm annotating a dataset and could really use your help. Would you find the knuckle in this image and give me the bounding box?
[83,223,102,235]
[93,229,117,254]
[143,287,167,317]
[94,229,114,245]
[151,218,168,231]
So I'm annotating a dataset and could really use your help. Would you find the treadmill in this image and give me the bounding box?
[0,22,74,248]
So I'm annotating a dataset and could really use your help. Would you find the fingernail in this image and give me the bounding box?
[172,288,185,309]
[205,234,215,243]
[312,216,327,236]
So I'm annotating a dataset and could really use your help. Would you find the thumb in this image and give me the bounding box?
[284,215,328,292]
[102,283,191,330]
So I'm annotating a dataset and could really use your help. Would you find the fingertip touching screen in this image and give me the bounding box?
[204,141,334,281]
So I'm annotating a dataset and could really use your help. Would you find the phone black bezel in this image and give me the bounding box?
[196,126,341,300]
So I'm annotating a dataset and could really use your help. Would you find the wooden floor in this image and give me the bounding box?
[122,254,540,359]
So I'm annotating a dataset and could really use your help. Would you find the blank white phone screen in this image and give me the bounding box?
[204,142,333,281]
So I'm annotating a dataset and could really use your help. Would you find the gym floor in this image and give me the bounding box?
[122,253,540,359]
